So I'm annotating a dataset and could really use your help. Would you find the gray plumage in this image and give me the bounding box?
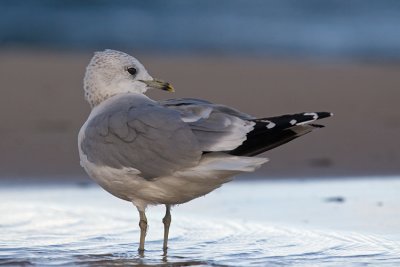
[81,95,257,180]
[78,49,332,252]
[81,94,202,180]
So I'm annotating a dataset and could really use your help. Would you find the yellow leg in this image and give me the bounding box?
[162,205,171,251]
[138,209,148,252]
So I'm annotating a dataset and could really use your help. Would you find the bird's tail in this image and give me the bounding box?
[229,112,333,156]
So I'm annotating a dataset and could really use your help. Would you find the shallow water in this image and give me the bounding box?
[1,178,400,266]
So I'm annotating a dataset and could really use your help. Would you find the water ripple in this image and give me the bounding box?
[1,190,400,266]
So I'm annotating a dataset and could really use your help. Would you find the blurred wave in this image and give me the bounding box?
[1,0,400,60]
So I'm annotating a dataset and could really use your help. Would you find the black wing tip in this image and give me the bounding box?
[230,111,332,157]
[253,111,333,130]
[314,112,333,119]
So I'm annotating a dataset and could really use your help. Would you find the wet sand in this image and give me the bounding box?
[1,178,399,266]
[0,50,400,179]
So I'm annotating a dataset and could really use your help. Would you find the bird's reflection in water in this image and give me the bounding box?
[76,252,208,266]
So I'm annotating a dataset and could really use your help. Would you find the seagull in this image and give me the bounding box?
[78,49,332,252]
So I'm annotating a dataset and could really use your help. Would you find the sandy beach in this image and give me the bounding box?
[0,50,399,179]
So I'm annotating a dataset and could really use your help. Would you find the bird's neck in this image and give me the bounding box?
[84,84,116,109]
[84,75,148,108]
[85,84,149,109]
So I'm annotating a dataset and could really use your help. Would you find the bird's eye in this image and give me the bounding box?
[127,67,137,76]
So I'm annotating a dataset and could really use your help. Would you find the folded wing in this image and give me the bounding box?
[80,95,202,180]
[162,98,332,156]
[81,95,331,180]
[161,98,256,151]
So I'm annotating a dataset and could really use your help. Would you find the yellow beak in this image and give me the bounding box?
[139,79,175,92]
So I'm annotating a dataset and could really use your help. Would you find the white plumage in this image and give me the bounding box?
[78,49,332,252]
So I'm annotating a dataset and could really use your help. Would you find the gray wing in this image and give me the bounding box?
[161,98,332,156]
[81,95,202,179]
[160,98,256,151]
[161,98,254,121]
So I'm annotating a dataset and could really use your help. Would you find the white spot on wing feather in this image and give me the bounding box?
[296,120,314,125]
[304,112,318,120]
[259,120,276,129]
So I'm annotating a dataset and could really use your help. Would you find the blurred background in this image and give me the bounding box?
[1,0,399,180]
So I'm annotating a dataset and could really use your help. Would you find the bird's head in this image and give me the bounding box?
[84,49,174,108]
